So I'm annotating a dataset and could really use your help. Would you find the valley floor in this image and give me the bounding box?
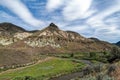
[0,53,119,80]
[0,57,53,75]
[0,57,85,80]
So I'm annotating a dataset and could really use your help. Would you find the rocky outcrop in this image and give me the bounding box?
[14,32,32,40]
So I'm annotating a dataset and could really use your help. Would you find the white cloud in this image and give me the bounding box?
[93,25,120,42]
[82,10,97,19]
[87,0,120,27]
[62,0,94,21]
[64,25,88,32]
[62,25,94,37]
[86,0,120,42]
[0,11,15,19]
[0,11,38,30]
[0,0,44,27]
[46,0,64,12]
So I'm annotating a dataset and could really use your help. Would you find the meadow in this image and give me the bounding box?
[0,57,85,80]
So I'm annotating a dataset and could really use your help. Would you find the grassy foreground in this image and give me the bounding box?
[0,58,85,80]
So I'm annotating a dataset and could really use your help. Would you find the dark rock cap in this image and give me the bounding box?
[49,23,59,29]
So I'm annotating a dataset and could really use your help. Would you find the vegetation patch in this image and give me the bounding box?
[0,58,85,80]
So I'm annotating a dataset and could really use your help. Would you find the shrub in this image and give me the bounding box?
[70,53,74,57]
[107,46,120,63]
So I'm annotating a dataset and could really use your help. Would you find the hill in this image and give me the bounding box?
[0,22,32,45]
[0,22,115,67]
[23,23,113,53]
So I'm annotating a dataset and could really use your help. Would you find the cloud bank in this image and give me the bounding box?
[46,0,64,12]
[63,0,94,21]
[0,0,44,27]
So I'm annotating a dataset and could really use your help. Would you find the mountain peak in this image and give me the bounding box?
[49,23,57,27]
[47,23,59,30]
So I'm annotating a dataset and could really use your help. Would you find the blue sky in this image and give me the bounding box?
[0,0,120,43]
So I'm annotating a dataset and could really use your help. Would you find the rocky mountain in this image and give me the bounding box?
[23,23,113,53]
[24,23,89,48]
[0,22,113,52]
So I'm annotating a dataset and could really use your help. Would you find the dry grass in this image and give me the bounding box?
[110,63,120,80]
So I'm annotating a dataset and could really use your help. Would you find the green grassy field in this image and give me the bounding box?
[0,58,85,80]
